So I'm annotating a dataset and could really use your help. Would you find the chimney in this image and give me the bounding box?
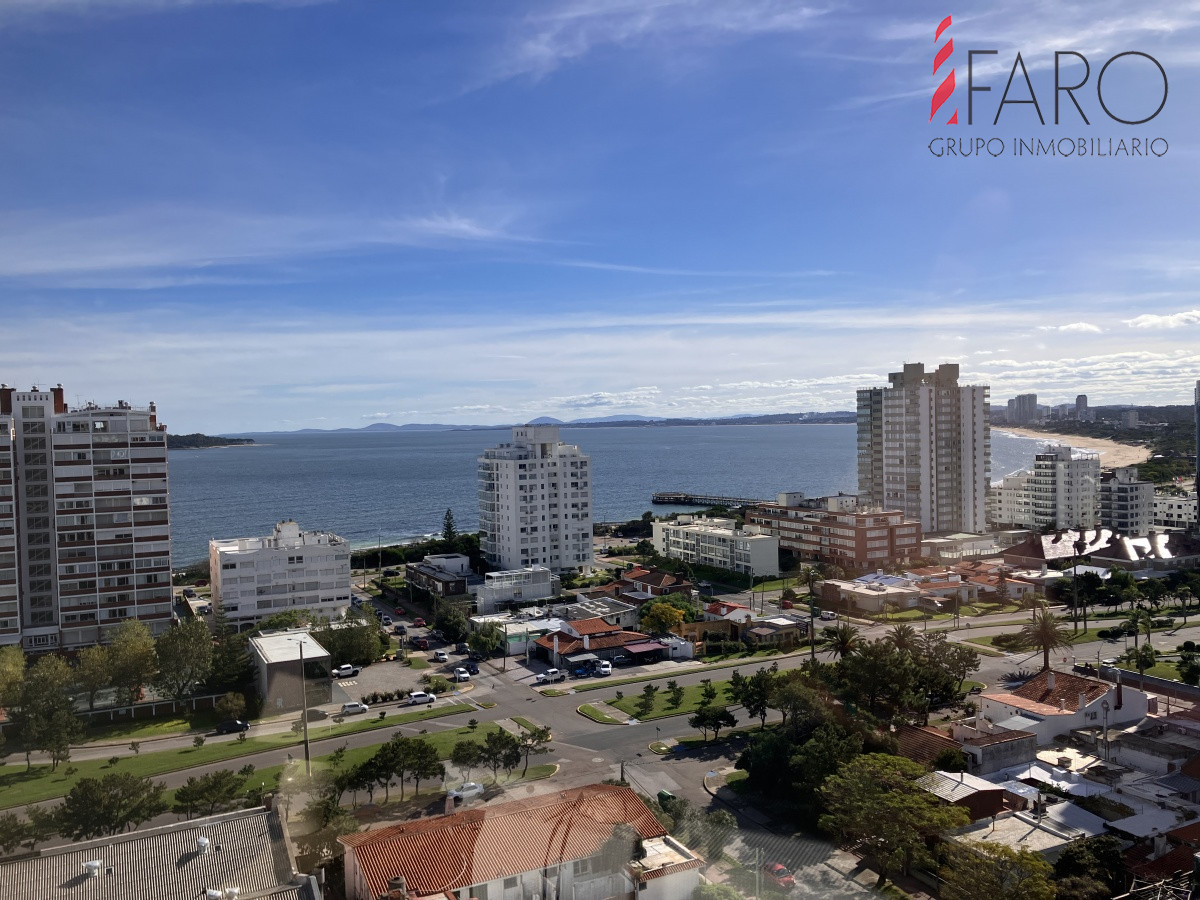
[0,384,12,415]
[1116,677,1123,710]
[52,383,66,414]
[1078,692,1087,711]
[1152,831,1168,860]
[1047,671,1056,691]
[553,634,559,656]
[583,634,590,650]
[1060,698,1066,711]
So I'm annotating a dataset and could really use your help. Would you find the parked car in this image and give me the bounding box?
[197,604,212,615]
[448,782,485,803]
[383,569,399,577]
[465,661,479,675]
[340,701,369,715]
[304,708,330,721]
[331,664,361,679]
[453,667,471,682]
[408,691,436,705]
[597,660,612,675]
[434,650,449,663]
[612,655,631,667]
[413,617,426,628]
[215,719,250,735]
[393,624,407,635]
[469,650,484,661]
[780,599,794,609]
[410,636,429,650]
[762,862,795,889]
[820,610,838,620]
[351,597,363,607]
[381,615,393,626]
[536,668,565,684]
[456,642,469,654]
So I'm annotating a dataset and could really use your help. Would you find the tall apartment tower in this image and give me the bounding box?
[857,362,990,534]
[0,384,172,651]
[1006,393,1038,425]
[478,425,592,573]
[1195,379,1199,532]
[1099,466,1153,535]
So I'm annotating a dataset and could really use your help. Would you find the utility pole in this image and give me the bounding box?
[296,638,312,777]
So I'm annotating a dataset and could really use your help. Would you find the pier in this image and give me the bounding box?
[651,491,768,507]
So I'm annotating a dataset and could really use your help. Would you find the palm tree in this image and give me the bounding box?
[828,622,861,660]
[1017,604,1075,671]
[887,623,920,654]
[1124,608,1154,651]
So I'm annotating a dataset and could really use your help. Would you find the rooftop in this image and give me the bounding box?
[0,808,305,899]
[340,784,669,899]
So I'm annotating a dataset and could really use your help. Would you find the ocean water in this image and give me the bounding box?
[166,424,1048,565]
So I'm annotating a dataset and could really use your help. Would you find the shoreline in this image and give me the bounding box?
[994,427,1151,468]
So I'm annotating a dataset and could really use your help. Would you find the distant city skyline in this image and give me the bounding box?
[3,1,1200,433]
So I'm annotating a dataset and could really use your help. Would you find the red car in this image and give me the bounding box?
[762,862,795,889]
[413,617,426,628]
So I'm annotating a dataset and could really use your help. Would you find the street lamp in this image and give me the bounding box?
[1101,699,1110,761]
[289,636,312,776]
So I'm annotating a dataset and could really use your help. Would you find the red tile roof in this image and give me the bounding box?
[534,630,648,656]
[341,785,667,899]
[567,617,622,636]
[894,724,961,766]
[1009,670,1108,709]
[1123,841,1195,882]
[705,601,749,616]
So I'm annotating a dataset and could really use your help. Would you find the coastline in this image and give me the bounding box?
[994,427,1151,468]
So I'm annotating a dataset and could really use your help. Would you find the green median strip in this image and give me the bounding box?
[0,702,472,810]
[578,704,626,725]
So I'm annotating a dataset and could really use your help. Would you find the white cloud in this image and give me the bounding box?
[1126,309,1200,329]
[1038,322,1103,333]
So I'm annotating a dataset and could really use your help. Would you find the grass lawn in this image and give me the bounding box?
[578,704,625,725]
[81,710,222,744]
[609,680,733,721]
[510,716,542,732]
[408,657,430,670]
[0,702,473,810]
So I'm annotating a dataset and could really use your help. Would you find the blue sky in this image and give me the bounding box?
[2,0,1199,433]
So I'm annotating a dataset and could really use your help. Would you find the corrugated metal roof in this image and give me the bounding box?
[0,808,296,899]
[341,785,666,900]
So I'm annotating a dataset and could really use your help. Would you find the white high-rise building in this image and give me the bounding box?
[0,383,173,650]
[478,425,592,572]
[857,362,990,534]
[1099,466,1154,535]
[209,520,352,627]
[989,445,1100,530]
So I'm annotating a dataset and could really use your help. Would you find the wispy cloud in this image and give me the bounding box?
[1126,309,1200,328]
[1038,322,1103,333]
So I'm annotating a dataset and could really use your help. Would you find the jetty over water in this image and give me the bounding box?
[651,491,768,507]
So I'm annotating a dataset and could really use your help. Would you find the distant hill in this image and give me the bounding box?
[225,411,856,436]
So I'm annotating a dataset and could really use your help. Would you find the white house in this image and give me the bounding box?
[652,516,779,577]
[977,669,1148,746]
[340,784,703,900]
[476,566,560,614]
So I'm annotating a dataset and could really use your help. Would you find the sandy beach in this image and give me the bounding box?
[996,427,1152,468]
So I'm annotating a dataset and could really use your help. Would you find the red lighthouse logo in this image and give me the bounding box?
[931,15,958,124]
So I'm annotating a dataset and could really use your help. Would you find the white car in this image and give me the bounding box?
[597,660,612,676]
[408,691,436,705]
[434,650,449,663]
[453,667,471,682]
[536,668,564,684]
[331,664,361,679]
[340,701,369,715]
[448,782,485,803]
[381,615,393,626]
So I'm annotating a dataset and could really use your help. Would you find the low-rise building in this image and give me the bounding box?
[651,516,779,577]
[1154,492,1199,531]
[405,554,471,599]
[917,770,1007,821]
[746,494,922,572]
[340,784,703,900]
[919,532,1000,562]
[533,617,659,668]
[950,723,1038,775]
[0,807,318,899]
[551,596,639,630]
[476,566,560,614]
[210,520,351,627]
[820,577,921,614]
[742,613,808,648]
[249,628,332,714]
[978,669,1148,746]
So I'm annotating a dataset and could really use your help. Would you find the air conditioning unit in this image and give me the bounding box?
[83,860,104,878]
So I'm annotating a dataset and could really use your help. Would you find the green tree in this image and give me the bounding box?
[1017,605,1074,671]
[442,508,458,542]
[635,683,659,719]
[516,724,553,775]
[699,678,718,705]
[468,623,504,658]
[10,654,82,771]
[887,623,920,653]
[214,691,248,722]
[0,812,25,855]
[21,805,57,852]
[790,723,863,796]
[312,609,386,668]
[666,680,685,708]
[108,619,158,706]
[0,646,25,708]
[173,769,244,819]
[939,841,1055,900]
[640,602,685,636]
[153,618,214,702]
[451,739,485,783]
[819,754,969,888]
[692,885,742,900]
[480,729,520,783]
[405,738,444,796]
[74,645,112,711]
[1054,835,1126,896]
[56,773,168,840]
[828,622,861,659]
[1124,643,1156,677]
[434,607,470,644]
[688,706,736,741]
[701,809,738,858]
